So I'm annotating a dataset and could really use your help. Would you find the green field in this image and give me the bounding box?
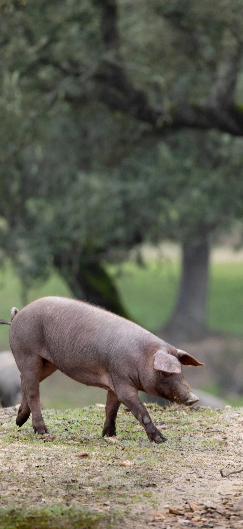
[1,257,242,337]
[0,255,242,408]
[111,259,243,336]
[207,262,243,335]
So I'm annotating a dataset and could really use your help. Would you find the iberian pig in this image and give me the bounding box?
[0,351,21,407]
[0,297,203,443]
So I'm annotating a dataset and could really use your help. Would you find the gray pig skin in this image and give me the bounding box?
[2,296,204,443]
[0,351,21,407]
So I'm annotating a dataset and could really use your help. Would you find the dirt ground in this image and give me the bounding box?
[1,403,243,528]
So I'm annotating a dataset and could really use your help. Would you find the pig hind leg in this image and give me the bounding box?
[115,383,167,443]
[102,390,121,437]
[16,377,30,427]
[16,359,57,432]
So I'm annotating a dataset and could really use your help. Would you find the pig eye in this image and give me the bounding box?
[158,371,172,377]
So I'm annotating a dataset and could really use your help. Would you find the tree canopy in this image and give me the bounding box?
[1,0,243,338]
[2,0,243,137]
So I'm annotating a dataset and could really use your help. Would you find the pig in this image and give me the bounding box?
[0,297,204,443]
[0,351,21,407]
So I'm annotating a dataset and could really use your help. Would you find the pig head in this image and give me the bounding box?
[147,347,201,406]
[0,296,203,443]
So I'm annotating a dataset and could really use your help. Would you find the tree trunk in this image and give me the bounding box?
[162,238,210,342]
[53,254,130,319]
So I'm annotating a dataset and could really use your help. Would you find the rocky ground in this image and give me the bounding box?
[0,402,243,528]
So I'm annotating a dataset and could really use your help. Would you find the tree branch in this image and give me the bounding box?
[91,0,243,137]
[93,58,243,135]
[17,0,243,138]
[33,51,243,137]
[94,0,119,51]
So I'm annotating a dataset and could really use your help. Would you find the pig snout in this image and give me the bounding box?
[184,392,199,406]
[174,385,199,406]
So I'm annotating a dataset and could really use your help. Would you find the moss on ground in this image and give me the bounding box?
[0,506,114,529]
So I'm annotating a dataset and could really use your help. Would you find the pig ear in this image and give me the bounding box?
[153,350,181,374]
[176,349,204,367]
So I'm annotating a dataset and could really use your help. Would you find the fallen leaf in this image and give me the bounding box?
[104,437,119,443]
[77,452,89,457]
[169,508,183,516]
[188,502,199,512]
[147,510,164,516]
[122,460,131,467]
[154,514,165,521]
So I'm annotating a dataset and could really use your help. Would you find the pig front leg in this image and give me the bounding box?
[102,390,121,437]
[116,385,167,443]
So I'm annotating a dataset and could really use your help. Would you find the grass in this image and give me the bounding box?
[109,259,179,330]
[208,261,243,335]
[0,507,112,529]
[0,403,231,528]
[110,259,243,335]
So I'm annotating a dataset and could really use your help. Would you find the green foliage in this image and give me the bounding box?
[118,0,243,105]
[158,132,243,244]
[1,0,243,312]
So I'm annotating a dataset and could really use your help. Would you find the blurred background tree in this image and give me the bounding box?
[0,0,243,345]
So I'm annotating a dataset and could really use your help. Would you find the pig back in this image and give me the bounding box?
[42,298,156,372]
[10,297,160,379]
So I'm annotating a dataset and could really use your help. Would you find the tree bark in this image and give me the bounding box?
[162,238,210,342]
[53,254,130,319]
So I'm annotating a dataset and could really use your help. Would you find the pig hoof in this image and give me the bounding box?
[16,412,30,427]
[154,434,167,443]
[102,426,116,437]
[34,426,49,435]
[35,430,48,435]
[102,431,116,438]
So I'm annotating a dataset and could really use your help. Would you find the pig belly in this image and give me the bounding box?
[58,363,114,392]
